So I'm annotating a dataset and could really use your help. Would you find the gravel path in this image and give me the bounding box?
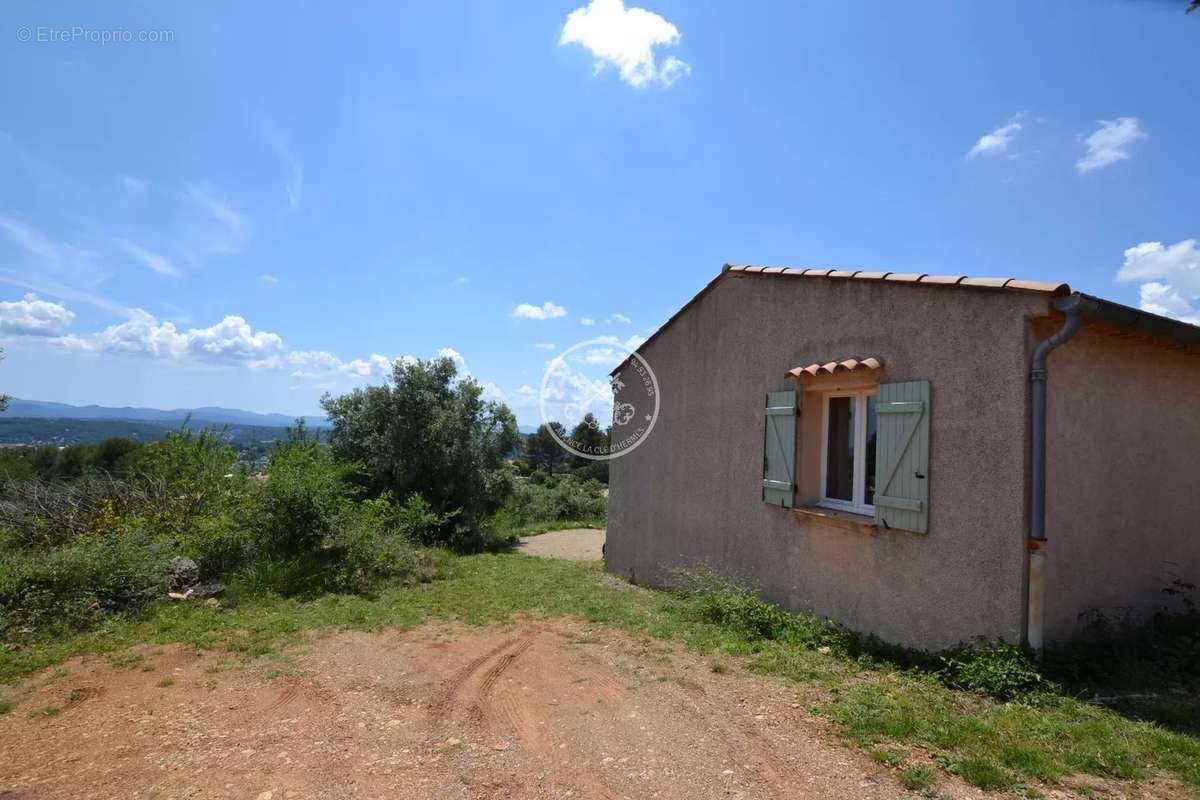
[515,528,605,561]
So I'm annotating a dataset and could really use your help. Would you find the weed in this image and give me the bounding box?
[32,705,60,718]
[0,698,11,714]
[899,763,937,791]
[157,677,174,688]
[869,748,903,768]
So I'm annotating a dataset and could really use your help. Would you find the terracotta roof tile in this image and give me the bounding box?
[786,356,884,378]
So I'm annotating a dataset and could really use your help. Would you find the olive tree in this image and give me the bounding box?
[320,357,519,542]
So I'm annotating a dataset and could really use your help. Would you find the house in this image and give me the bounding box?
[606,264,1200,651]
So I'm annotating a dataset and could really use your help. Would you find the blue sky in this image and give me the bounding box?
[1,0,1197,425]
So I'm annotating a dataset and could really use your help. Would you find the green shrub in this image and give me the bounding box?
[688,578,852,651]
[499,474,607,529]
[251,433,354,557]
[129,427,244,537]
[0,529,172,635]
[335,498,442,592]
[940,640,1050,700]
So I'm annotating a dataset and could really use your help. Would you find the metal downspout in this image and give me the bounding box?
[1027,294,1083,651]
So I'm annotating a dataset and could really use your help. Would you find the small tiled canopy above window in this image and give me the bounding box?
[785,357,883,379]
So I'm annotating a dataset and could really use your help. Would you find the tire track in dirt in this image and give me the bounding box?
[426,636,517,723]
[468,638,533,724]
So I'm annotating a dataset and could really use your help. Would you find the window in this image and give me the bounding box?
[819,390,877,515]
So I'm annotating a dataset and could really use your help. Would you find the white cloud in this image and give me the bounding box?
[0,293,75,336]
[62,309,285,365]
[261,274,280,285]
[437,347,466,366]
[1077,117,1144,174]
[534,342,557,350]
[1115,239,1200,324]
[511,301,567,320]
[967,116,1023,159]
[580,317,596,326]
[118,239,180,278]
[559,0,690,88]
[453,276,470,287]
[608,312,631,324]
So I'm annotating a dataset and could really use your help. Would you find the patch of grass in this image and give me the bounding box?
[0,553,1197,792]
[954,757,1012,790]
[869,748,903,768]
[107,652,144,670]
[156,677,175,688]
[899,763,937,791]
[0,697,12,714]
[32,705,60,718]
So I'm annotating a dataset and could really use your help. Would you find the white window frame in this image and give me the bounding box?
[818,389,877,516]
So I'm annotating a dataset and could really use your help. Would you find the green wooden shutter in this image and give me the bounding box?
[873,381,930,533]
[762,390,797,507]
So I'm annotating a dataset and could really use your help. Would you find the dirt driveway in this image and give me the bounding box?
[0,617,980,800]
[516,528,605,561]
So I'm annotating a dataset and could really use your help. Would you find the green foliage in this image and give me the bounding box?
[321,357,520,543]
[687,576,853,652]
[332,495,443,592]
[0,437,143,482]
[940,640,1051,700]
[251,427,354,557]
[0,529,172,634]
[899,763,937,791]
[524,422,572,473]
[493,473,606,535]
[129,427,243,536]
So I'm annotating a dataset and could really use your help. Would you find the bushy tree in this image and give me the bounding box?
[253,423,353,557]
[320,357,519,534]
[526,422,572,473]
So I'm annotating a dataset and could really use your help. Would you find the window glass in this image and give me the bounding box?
[825,396,854,501]
[864,394,877,505]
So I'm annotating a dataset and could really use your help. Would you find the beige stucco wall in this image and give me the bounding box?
[1043,324,1200,640]
[607,272,1054,651]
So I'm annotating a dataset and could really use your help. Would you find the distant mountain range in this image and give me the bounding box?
[3,398,328,429]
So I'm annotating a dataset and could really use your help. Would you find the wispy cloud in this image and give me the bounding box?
[181,183,253,259]
[534,342,557,350]
[257,116,303,215]
[118,239,180,278]
[1077,117,1144,174]
[1115,239,1200,324]
[560,0,690,88]
[261,274,280,285]
[608,312,631,324]
[967,114,1024,159]
[580,317,595,326]
[0,216,127,315]
[121,175,147,195]
[511,301,567,320]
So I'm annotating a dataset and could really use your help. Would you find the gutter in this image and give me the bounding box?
[1026,293,1083,651]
